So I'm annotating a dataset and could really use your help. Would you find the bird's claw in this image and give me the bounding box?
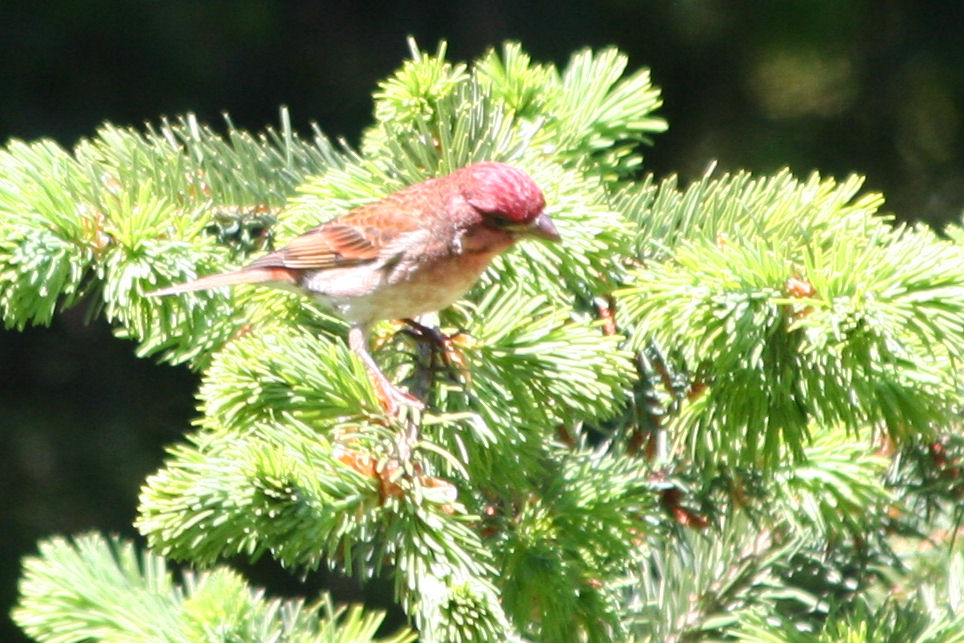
[401,318,469,378]
[367,367,425,415]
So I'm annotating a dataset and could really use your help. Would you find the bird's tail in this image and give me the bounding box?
[148,267,295,296]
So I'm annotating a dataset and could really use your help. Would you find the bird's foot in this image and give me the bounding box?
[401,318,469,380]
[349,323,425,416]
[367,367,425,415]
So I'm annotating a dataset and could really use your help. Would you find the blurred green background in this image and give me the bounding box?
[2,1,962,640]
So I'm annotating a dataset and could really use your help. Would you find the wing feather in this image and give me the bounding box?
[246,191,432,271]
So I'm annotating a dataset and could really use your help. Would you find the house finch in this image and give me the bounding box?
[150,161,559,411]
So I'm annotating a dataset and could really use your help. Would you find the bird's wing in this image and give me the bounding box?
[255,224,379,269]
[246,200,426,271]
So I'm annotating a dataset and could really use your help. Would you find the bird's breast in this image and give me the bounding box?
[301,232,513,323]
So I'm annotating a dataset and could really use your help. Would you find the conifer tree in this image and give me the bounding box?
[6,39,964,642]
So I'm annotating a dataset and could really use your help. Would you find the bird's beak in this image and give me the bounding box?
[524,211,561,242]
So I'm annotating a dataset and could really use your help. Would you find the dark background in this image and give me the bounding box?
[2,1,962,640]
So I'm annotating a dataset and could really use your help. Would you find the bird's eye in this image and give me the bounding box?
[486,214,513,227]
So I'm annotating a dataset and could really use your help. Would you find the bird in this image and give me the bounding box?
[149,161,560,412]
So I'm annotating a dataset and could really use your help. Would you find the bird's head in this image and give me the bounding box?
[457,162,560,242]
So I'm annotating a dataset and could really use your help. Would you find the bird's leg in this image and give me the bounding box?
[348,324,425,414]
[348,325,421,474]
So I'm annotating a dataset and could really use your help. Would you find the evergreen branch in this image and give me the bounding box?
[12,533,413,643]
[382,500,512,642]
[617,175,964,466]
[10,38,964,643]
[478,41,668,180]
[82,111,342,208]
[197,327,382,432]
[887,432,964,529]
[0,109,341,367]
[768,427,890,537]
[370,39,470,135]
[13,534,183,642]
[136,425,515,641]
[735,596,964,643]
[541,46,667,179]
[495,448,663,641]
[627,512,810,641]
[363,38,667,183]
[370,66,536,176]
[621,428,893,640]
[136,429,376,567]
[616,167,886,262]
[438,285,635,427]
[0,139,98,329]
